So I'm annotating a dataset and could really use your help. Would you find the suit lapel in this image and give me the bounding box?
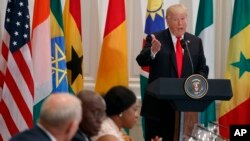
[182,47,189,77]
[182,34,191,77]
[164,29,178,75]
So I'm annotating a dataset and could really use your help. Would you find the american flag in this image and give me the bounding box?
[0,0,34,140]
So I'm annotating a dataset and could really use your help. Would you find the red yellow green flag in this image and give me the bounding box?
[95,0,128,94]
[63,0,83,94]
[219,0,250,138]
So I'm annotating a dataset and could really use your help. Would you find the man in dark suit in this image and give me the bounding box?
[72,90,106,141]
[10,93,82,141]
[136,4,209,141]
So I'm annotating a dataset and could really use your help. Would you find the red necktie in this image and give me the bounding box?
[176,37,183,78]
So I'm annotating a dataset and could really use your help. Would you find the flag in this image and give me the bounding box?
[95,0,128,94]
[63,0,83,94]
[31,0,52,122]
[50,0,68,92]
[219,0,250,138]
[0,46,5,101]
[195,0,216,127]
[140,0,166,138]
[0,0,34,140]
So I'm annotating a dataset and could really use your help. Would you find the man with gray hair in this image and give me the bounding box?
[10,93,82,141]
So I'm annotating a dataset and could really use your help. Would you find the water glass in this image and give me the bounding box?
[207,121,219,135]
[191,124,215,141]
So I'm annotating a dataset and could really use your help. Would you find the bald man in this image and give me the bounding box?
[72,90,106,141]
[10,93,82,141]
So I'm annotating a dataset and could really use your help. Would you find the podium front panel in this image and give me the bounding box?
[146,77,233,112]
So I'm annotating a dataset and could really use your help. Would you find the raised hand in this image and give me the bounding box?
[151,34,161,54]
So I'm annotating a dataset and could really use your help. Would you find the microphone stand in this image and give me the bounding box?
[181,39,194,74]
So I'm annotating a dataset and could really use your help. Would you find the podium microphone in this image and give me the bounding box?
[181,39,194,74]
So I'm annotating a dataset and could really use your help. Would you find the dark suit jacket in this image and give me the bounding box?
[72,129,89,141]
[9,126,51,141]
[136,28,209,119]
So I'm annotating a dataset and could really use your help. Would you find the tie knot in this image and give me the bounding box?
[176,36,181,40]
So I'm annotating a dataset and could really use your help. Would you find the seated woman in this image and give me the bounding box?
[91,85,162,141]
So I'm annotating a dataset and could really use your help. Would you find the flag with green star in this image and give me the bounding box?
[63,0,83,94]
[219,0,250,139]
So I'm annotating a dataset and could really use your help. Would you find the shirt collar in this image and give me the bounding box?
[79,130,89,141]
[170,32,184,44]
[169,31,184,51]
[37,123,57,141]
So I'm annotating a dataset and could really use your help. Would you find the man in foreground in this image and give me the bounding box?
[10,93,82,141]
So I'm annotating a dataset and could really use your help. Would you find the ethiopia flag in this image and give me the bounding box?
[95,0,128,94]
[219,0,250,138]
[64,0,83,94]
[50,0,68,92]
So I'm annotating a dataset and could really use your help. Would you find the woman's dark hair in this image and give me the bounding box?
[104,85,136,116]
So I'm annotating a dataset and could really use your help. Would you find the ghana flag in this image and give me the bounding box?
[64,0,83,94]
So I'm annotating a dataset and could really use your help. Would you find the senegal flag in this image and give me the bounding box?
[95,0,128,94]
[64,0,83,94]
[219,0,250,138]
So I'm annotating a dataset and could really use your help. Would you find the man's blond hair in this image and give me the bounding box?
[166,4,188,19]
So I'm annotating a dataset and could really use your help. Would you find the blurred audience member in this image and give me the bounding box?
[91,86,162,141]
[72,90,106,141]
[10,93,82,141]
[92,86,142,141]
